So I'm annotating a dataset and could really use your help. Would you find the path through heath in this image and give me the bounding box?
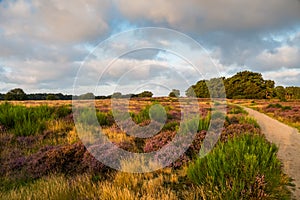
[243,107,300,199]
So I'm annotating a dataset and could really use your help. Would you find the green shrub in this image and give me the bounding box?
[228,106,248,114]
[0,103,70,136]
[187,134,291,199]
[96,112,114,126]
[281,106,292,111]
[131,103,167,124]
[267,103,283,109]
[162,121,179,131]
[239,116,260,128]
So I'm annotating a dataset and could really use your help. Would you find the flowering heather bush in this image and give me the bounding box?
[144,130,207,168]
[221,123,260,142]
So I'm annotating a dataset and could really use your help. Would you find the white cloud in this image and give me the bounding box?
[254,45,300,70]
[0,0,110,43]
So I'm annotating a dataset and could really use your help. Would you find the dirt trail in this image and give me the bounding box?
[243,107,300,199]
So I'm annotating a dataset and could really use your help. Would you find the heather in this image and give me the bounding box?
[0,99,292,199]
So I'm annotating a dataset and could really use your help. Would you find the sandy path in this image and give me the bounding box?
[243,107,300,199]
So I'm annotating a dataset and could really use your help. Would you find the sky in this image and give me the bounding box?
[0,0,300,96]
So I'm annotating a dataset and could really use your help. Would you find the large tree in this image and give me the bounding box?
[5,88,27,100]
[169,89,180,97]
[187,71,275,99]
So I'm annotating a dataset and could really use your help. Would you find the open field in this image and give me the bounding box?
[0,99,293,199]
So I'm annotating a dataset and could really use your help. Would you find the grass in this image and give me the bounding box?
[0,102,71,136]
[239,116,260,128]
[187,134,291,199]
[0,99,294,199]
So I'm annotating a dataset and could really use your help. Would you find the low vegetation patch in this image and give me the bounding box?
[188,134,291,199]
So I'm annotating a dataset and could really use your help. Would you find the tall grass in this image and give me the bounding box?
[187,134,291,199]
[0,103,71,136]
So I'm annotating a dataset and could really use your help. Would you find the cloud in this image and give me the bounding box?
[0,0,300,94]
[254,45,300,70]
[116,0,300,33]
[263,69,300,86]
[0,0,110,43]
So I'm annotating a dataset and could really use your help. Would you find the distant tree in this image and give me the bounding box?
[137,91,153,98]
[265,80,275,98]
[46,94,58,100]
[186,80,209,98]
[224,71,272,99]
[0,93,4,100]
[206,77,226,98]
[79,92,95,100]
[187,71,275,99]
[5,88,27,100]
[169,89,180,97]
[286,86,300,99]
[111,92,122,98]
[275,86,286,101]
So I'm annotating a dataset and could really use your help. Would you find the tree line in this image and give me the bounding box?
[0,88,154,101]
[186,71,300,100]
[1,71,299,100]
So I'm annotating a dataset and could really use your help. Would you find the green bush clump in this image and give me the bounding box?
[96,112,114,126]
[0,103,71,136]
[267,103,283,109]
[228,106,248,114]
[131,103,167,124]
[188,134,291,199]
[239,116,260,128]
[266,103,292,111]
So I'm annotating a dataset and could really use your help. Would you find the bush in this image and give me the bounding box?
[187,134,291,199]
[267,103,283,109]
[228,105,248,114]
[0,103,70,136]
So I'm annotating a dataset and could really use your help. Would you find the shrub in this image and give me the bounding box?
[188,134,291,199]
[267,103,282,109]
[96,112,114,126]
[239,116,260,128]
[228,105,248,114]
[0,103,70,136]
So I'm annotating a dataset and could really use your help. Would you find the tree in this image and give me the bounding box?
[186,80,209,98]
[137,91,153,98]
[79,92,95,100]
[5,88,27,100]
[46,94,58,100]
[286,86,300,99]
[275,86,286,101]
[169,89,180,97]
[187,71,275,99]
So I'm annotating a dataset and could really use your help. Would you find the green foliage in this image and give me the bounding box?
[228,106,248,114]
[131,103,167,124]
[188,134,291,199]
[286,86,300,99]
[187,71,275,99]
[239,116,260,128]
[79,93,95,100]
[275,86,286,101]
[5,88,27,101]
[96,112,114,126]
[168,89,180,97]
[0,103,71,136]
[225,71,274,99]
[137,91,153,98]
[46,94,58,100]
[162,121,179,131]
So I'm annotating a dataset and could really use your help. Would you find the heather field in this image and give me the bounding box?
[232,99,300,132]
[0,99,292,199]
